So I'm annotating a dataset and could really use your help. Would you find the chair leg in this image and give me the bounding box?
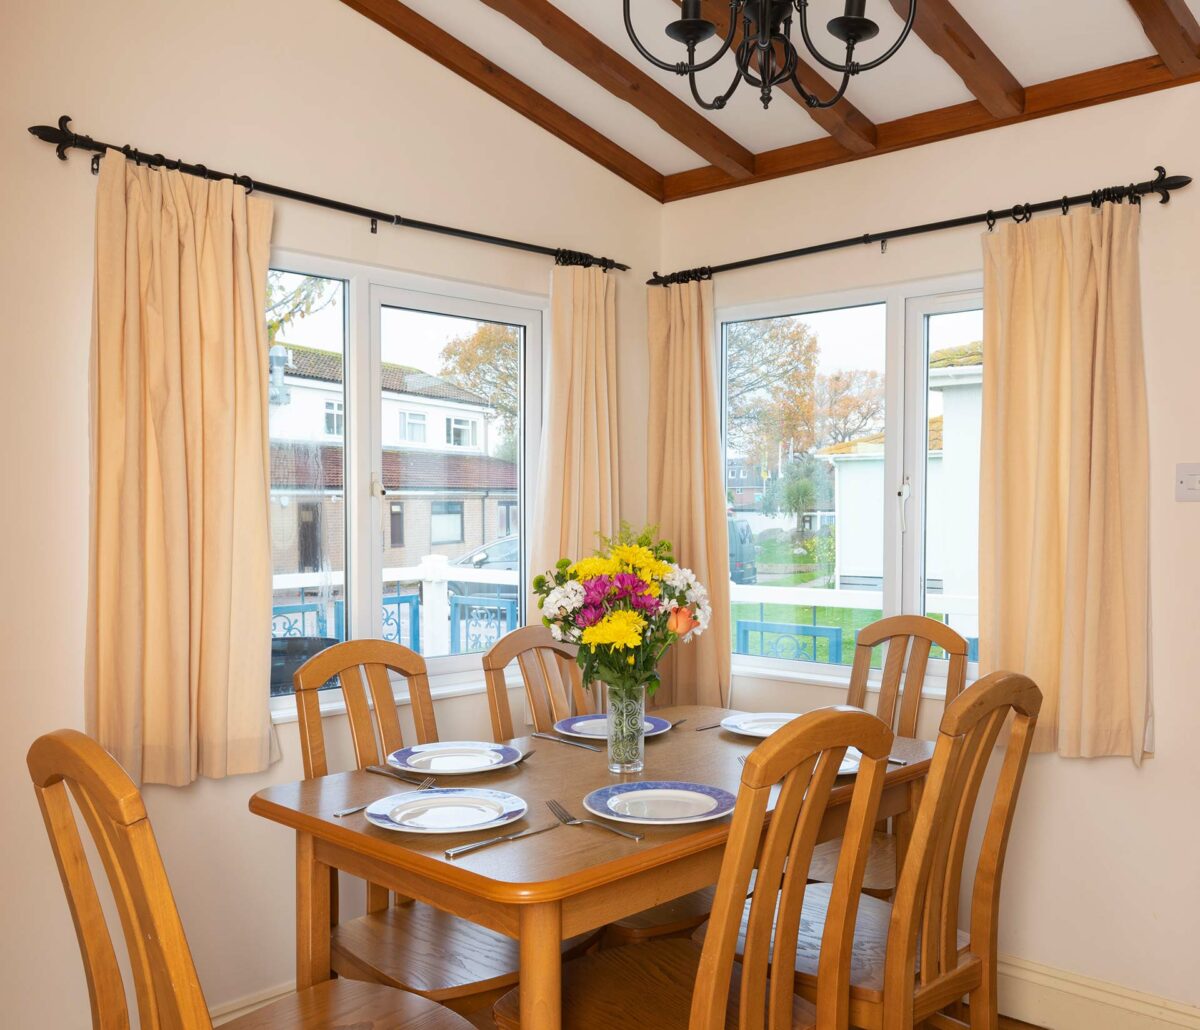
[967,985,996,1030]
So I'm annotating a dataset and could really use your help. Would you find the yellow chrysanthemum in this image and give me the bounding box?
[581,610,646,651]
[609,544,671,582]
[569,556,620,581]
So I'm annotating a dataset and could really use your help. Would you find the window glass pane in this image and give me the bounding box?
[923,308,983,661]
[267,270,347,694]
[724,304,887,666]
[379,307,521,658]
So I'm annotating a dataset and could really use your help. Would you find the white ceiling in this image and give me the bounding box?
[394,0,1198,177]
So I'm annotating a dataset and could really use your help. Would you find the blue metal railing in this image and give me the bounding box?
[450,595,517,655]
[271,594,420,651]
[735,620,843,664]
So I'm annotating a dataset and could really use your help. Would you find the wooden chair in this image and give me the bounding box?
[493,705,896,1029]
[481,625,593,743]
[293,638,590,1015]
[482,625,718,943]
[26,728,471,1030]
[808,615,970,895]
[775,671,1041,1030]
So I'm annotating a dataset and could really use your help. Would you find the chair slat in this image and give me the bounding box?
[483,627,581,737]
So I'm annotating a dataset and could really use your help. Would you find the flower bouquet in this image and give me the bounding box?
[533,526,711,773]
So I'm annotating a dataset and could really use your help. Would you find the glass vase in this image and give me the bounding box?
[606,681,646,775]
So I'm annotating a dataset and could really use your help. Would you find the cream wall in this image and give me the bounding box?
[663,84,1200,1017]
[0,0,656,1025]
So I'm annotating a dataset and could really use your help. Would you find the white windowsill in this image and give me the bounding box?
[730,660,953,701]
[269,667,520,726]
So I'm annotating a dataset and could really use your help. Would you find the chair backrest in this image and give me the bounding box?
[27,729,212,1030]
[292,638,438,778]
[482,625,591,741]
[692,707,895,1030]
[882,671,1042,1027]
[846,615,970,737]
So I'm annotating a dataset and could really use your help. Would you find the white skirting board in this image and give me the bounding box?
[998,956,1200,1030]
[207,959,1200,1029]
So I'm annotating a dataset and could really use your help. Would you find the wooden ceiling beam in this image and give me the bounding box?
[337,0,664,199]
[1125,0,1200,76]
[478,0,756,178]
[886,0,1025,118]
[662,55,1200,201]
[680,0,878,154]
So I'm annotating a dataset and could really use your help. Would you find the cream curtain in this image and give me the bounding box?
[86,153,277,786]
[647,281,732,708]
[530,265,621,591]
[980,203,1151,763]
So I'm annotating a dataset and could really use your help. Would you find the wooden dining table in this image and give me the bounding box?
[249,704,934,1030]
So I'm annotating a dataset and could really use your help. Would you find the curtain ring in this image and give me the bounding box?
[237,174,255,195]
[985,210,996,232]
[1061,196,1070,215]
[91,153,101,175]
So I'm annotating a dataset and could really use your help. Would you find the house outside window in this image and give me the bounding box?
[399,411,426,443]
[498,500,518,536]
[431,501,465,544]
[324,399,344,436]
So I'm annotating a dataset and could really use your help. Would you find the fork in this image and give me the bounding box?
[333,776,435,818]
[546,799,643,842]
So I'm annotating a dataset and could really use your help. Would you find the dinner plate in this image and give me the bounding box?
[582,781,737,825]
[719,712,803,739]
[838,746,863,776]
[552,714,672,739]
[387,740,522,775]
[364,788,527,834]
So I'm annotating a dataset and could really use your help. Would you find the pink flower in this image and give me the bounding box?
[575,604,604,628]
[630,592,660,615]
[612,572,649,599]
[582,576,613,606]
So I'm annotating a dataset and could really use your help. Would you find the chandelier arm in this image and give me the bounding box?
[622,0,742,75]
[790,66,853,109]
[855,0,918,71]
[794,0,858,73]
[686,52,745,110]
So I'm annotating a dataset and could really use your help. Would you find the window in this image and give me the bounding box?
[390,502,405,546]
[430,501,465,544]
[324,399,344,436]
[267,270,348,697]
[498,500,518,536]
[267,257,542,698]
[721,279,981,675]
[399,411,426,443]
[446,416,479,448]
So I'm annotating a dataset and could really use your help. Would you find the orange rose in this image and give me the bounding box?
[666,605,700,636]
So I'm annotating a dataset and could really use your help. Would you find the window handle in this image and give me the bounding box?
[897,475,911,534]
[371,478,394,498]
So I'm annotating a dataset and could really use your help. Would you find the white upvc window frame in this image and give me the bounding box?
[267,250,546,720]
[718,272,982,697]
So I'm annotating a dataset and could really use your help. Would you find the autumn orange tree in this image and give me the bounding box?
[438,322,521,442]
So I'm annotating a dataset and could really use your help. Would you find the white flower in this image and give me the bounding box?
[542,580,584,620]
[664,564,698,595]
[549,623,564,641]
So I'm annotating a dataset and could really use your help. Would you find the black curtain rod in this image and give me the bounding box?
[28,116,629,272]
[648,166,1191,286]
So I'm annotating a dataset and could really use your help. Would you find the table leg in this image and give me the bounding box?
[296,831,331,989]
[519,901,563,1029]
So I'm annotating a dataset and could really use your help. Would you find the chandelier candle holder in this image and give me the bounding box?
[533,527,712,774]
[623,0,916,111]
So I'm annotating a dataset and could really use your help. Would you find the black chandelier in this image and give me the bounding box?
[623,0,917,111]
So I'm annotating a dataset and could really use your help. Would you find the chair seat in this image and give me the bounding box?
[695,883,971,1004]
[607,886,718,941]
[223,977,472,1029]
[492,939,816,1030]
[807,831,897,893]
[332,902,595,1002]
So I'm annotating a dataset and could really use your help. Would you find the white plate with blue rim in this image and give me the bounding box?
[582,781,737,826]
[387,740,523,775]
[365,788,527,834]
[719,712,803,739]
[553,714,672,739]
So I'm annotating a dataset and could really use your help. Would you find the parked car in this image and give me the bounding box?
[447,534,521,603]
[728,517,757,584]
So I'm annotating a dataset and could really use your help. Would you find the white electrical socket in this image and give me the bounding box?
[1176,464,1200,501]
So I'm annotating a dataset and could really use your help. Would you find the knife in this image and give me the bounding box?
[531,732,603,752]
[444,822,559,859]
